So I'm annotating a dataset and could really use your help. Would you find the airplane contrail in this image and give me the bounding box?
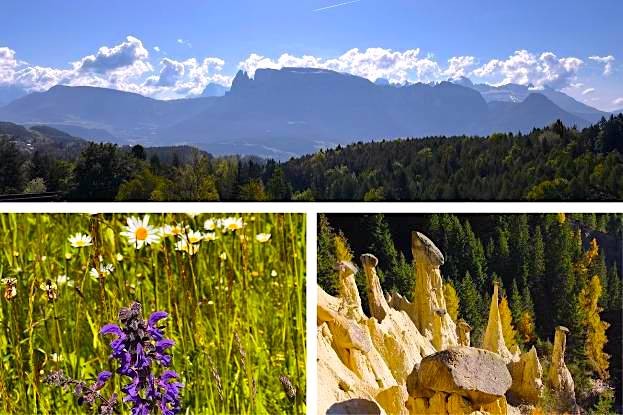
[313,0,363,12]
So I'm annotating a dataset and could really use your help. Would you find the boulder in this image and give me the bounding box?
[418,347,512,405]
[506,346,543,404]
[326,398,385,414]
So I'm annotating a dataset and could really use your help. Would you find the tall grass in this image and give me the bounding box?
[0,213,306,414]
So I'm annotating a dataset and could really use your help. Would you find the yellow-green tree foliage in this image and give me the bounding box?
[516,311,536,344]
[499,295,517,349]
[580,274,610,379]
[335,231,353,262]
[444,282,460,321]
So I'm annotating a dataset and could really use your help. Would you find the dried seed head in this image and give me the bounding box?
[279,375,296,400]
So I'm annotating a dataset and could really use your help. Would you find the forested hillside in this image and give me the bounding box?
[318,213,623,412]
[1,115,622,200]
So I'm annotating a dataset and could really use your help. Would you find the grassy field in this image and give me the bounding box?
[0,213,306,414]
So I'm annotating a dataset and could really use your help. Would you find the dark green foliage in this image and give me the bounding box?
[131,144,146,160]
[70,143,135,200]
[0,137,26,193]
[284,116,623,201]
[459,271,486,342]
[365,214,414,299]
[317,214,338,296]
[607,263,622,312]
[2,116,623,201]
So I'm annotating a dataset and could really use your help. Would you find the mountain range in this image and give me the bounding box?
[0,67,617,159]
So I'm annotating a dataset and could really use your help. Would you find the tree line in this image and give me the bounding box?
[1,115,622,200]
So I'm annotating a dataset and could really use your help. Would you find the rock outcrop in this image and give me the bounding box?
[318,231,528,415]
[361,254,389,322]
[506,346,543,404]
[389,232,458,350]
[337,261,365,321]
[417,347,512,405]
[482,282,515,363]
[547,326,577,411]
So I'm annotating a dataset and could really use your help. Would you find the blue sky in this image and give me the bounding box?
[1,0,622,109]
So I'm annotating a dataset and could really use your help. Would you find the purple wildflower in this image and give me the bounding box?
[44,369,118,414]
[100,301,183,414]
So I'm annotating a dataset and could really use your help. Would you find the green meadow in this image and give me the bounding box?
[0,213,306,414]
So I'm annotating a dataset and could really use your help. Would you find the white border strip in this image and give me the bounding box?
[2,201,623,213]
[1,201,622,414]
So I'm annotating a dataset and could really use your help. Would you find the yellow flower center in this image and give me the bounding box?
[135,227,149,241]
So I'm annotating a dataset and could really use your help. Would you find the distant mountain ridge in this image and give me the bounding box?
[452,76,607,123]
[0,68,602,158]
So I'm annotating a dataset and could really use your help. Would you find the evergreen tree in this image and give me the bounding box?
[459,271,485,341]
[266,166,292,201]
[530,225,546,331]
[606,263,622,311]
[318,215,338,295]
[366,214,413,298]
[131,144,146,160]
[0,138,26,193]
[509,279,523,324]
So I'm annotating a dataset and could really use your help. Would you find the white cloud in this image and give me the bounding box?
[145,58,185,87]
[177,38,192,48]
[74,36,151,75]
[614,97,623,106]
[570,82,584,88]
[142,57,230,98]
[472,50,583,89]
[589,55,615,75]
[582,87,595,95]
[238,48,442,84]
[443,56,477,80]
[153,46,161,53]
[0,47,18,84]
[0,37,231,99]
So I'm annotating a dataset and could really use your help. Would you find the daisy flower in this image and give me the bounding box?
[221,217,246,233]
[68,232,92,248]
[182,229,203,244]
[90,263,114,280]
[255,233,271,243]
[160,223,186,238]
[203,219,217,231]
[175,240,200,256]
[120,215,160,249]
[203,232,217,242]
